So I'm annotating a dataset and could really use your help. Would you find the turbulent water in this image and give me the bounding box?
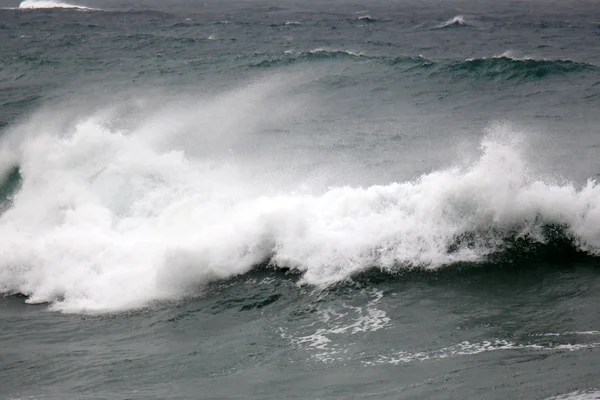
[1,0,599,398]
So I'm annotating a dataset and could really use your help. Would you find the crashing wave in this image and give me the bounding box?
[2,87,600,313]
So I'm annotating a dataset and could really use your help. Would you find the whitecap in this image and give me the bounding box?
[18,0,96,10]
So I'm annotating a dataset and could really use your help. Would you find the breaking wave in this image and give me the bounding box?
[2,81,600,313]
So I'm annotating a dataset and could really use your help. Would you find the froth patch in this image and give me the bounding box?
[279,289,391,363]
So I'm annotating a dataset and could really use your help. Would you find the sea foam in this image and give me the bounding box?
[1,82,600,313]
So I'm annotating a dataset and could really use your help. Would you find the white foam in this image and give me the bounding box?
[18,0,95,9]
[436,15,467,28]
[545,390,600,400]
[3,81,600,312]
[280,289,391,362]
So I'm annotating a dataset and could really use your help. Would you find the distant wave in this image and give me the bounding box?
[251,50,432,69]
[435,15,469,29]
[444,55,598,79]
[248,50,595,82]
[250,48,371,68]
[18,0,96,9]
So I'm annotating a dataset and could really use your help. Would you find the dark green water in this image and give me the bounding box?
[0,0,599,398]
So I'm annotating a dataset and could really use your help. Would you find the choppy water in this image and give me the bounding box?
[0,0,599,398]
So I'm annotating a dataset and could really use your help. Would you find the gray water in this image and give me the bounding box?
[0,0,599,399]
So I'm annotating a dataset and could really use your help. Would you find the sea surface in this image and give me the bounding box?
[1,0,600,398]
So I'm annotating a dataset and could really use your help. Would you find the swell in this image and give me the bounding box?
[443,56,598,80]
[249,50,598,81]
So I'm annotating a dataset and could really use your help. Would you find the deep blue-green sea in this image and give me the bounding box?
[1,0,599,398]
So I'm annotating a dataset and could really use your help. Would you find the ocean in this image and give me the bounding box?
[0,0,599,398]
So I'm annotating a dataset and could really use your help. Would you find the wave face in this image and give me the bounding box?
[18,0,93,9]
